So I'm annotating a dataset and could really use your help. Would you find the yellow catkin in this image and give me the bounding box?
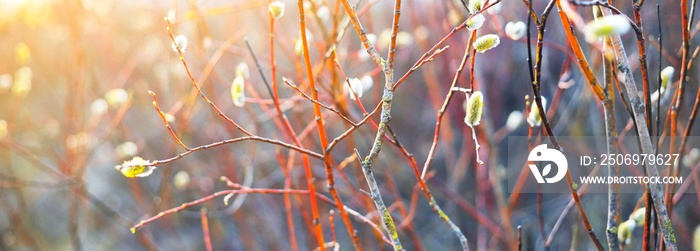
[617,219,636,244]
[465,91,484,127]
[268,1,285,20]
[231,76,246,107]
[466,14,485,31]
[468,0,484,14]
[116,157,155,178]
[473,34,500,53]
[631,207,646,226]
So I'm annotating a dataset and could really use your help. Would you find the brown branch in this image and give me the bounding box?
[120,136,324,169]
[386,126,470,250]
[420,31,475,179]
[393,1,503,90]
[148,91,190,150]
[297,0,360,249]
[282,78,356,126]
[131,184,392,246]
[666,0,699,234]
[595,1,678,249]
[246,26,328,247]
[275,150,298,251]
[165,19,253,137]
[339,0,384,69]
[339,0,405,248]
[602,30,621,251]
[200,209,212,251]
[530,1,606,249]
[326,103,382,153]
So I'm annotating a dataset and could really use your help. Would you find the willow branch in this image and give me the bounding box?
[598,1,678,250]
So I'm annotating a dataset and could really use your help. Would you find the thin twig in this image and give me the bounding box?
[120,136,324,169]
[297,0,361,249]
[469,126,483,165]
[554,3,607,101]
[282,79,356,126]
[340,0,405,248]
[531,1,606,249]
[517,226,522,251]
[200,208,213,251]
[337,46,470,248]
[386,125,470,250]
[131,184,392,246]
[247,18,328,248]
[165,19,253,136]
[409,46,450,71]
[545,163,604,247]
[339,0,384,69]
[647,5,663,251]
[420,30,475,179]
[275,150,298,251]
[329,51,404,150]
[326,103,383,153]
[148,91,190,150]
[662,1,691,235]
[354,149,402,250]
[393,1,502,90]
[668,0,700,229]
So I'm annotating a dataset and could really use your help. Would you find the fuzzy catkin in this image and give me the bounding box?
[473,34,500,53]
[268,1,285,20]
[465,91,484,127]
[231,76,246,107]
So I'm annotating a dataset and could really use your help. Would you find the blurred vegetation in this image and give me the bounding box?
[1,0,700,250]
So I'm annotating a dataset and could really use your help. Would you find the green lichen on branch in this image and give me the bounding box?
[664,220,677,243]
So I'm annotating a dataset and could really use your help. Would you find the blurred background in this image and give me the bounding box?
[1,0,699,250]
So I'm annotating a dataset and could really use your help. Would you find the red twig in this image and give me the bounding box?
[297,0,360,249]
[165,19,253,136]
[200,208,212,251]
[148,91,189,150]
